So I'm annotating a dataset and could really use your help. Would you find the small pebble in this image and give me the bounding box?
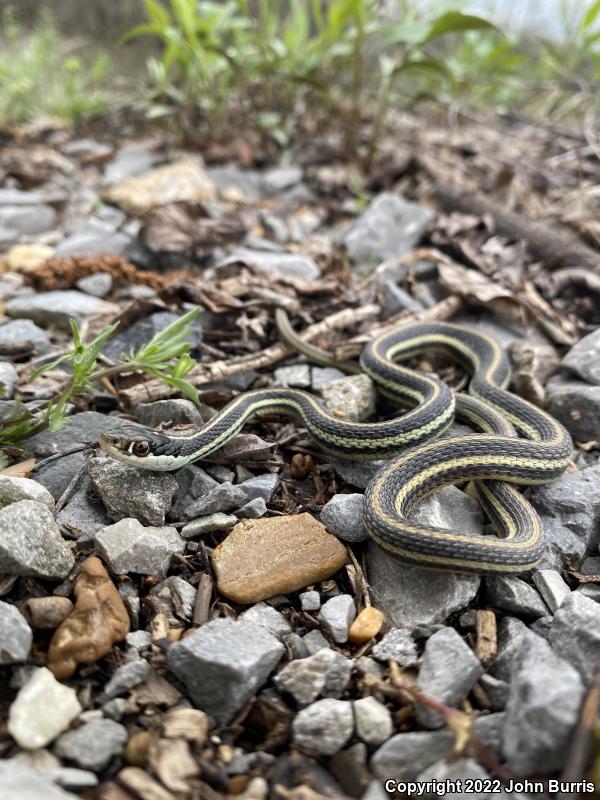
[8,667,81,749]
[532,569,571,612]
[292,698,354,755]
[300,591,321,612]
[354,697,393,746]
[319,594,356,643]
[348,607,384,644]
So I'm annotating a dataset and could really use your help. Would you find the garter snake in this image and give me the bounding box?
[99,311,572,573]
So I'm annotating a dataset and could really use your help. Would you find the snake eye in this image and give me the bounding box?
[132,440,150,457]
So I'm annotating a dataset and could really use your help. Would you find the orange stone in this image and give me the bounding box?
[212,513,347,604]
[348,607,384,644]
[47,556,130,679]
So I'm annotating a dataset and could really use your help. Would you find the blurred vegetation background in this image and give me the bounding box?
[0,0,598,160]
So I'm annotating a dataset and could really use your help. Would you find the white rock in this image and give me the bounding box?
[8,668,81,749]
[354,697,393,745]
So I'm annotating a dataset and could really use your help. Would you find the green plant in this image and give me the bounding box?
[0,309,201,452]
[0,7,111,123]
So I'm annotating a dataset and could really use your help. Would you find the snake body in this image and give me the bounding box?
[99,316,571,574]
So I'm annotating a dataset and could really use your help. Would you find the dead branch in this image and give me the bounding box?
[118,303,381,406]
[433,185,600,274]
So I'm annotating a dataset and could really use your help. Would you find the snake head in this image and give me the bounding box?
[98,426,180,470]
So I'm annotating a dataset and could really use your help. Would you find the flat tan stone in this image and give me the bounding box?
[101,158,216,216]
[212,513,347,604]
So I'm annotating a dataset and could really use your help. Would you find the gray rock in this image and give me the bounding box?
[371,628,418,666]
[562,328,600,385]
[135,399,203,428]
[88,456,178,526]
[331,458,387,489]
[181,512,237,538]
[55,475,111,540]
[0,762,79,800]
[181,481,248,519]
[263,165,303,194]
[530,615,553,639]
[311,366,346,392]
[75,272,113,298]
[300,591,321,612]
[5,291,118,330]
[484,575,548,620]
[204,464,235,483]
[532,569,571,612]
[103,311,202,363]
[368,543,480,631]
[239,602,291,641]
[53,719,127,771]
[274,364,311,388]
[57,219,132,257]
[0,475,54,509]
[150,576,197,623]
[319,595,356,643]
[0,361,18,399]
[549,591,600,684]
[489,617,530,682]
[283,633,310,660]
[27,413,142,461]
[234,497,267,518]
[275,648,352,705]
[126,630,152,652]
[104,142,163,183]
[95,518,185,576]
[0,601,32,664]
[292,698,353,755]
[342,192,432,267]
[546,375,600,442]
[167,619,284,725]
[0,203,56,243]
[321,493,368,542]
[354,697,393,746]
[415,627,483,728]
[171,463,218,520]
[503,631,584,775]
[102,659,150,700]
[0,318,51,356]
[41,768,99,791]
[322,374,376,422]
[479,674,509,710]
[303,629,331,654]
[238,473,280,503]
[371,730,453,780]
[530,464,600,569]
[416,759,495,800]
[229,247,320,282]
[0,500,74,579]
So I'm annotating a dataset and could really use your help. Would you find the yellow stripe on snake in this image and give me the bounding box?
[99,311,571,574]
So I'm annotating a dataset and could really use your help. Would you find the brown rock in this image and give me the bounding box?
[101,158,216,216]
[212,513,347,604]
[348,607,385,644]
[161,707,208,746]
[47,556,130,679]
[23,596,73,629]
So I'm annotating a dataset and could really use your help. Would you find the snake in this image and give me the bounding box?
[99,311,572,574]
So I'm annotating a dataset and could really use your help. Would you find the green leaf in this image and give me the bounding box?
[583,0,600,30]
[392,56,452,79]
[30,354,69,382]
[424,11,496,43]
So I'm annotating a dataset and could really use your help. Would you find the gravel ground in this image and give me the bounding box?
[0,118,599,800]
